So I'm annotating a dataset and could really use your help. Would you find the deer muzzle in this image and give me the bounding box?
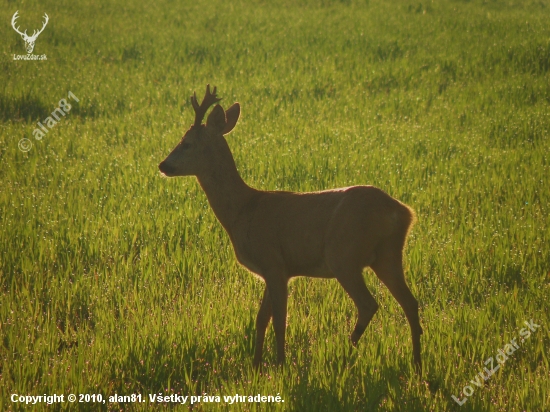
[158,160,175,177]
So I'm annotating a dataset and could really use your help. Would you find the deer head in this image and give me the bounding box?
[12,11,49,54]
[159,85,241,177]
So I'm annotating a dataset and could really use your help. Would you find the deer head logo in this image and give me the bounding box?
[11,11,49,54]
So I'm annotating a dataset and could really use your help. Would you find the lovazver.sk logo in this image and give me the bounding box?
[11,10,48,61]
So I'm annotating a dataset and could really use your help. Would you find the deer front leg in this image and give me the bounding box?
[253,286,272,369]
[266,276,288,366]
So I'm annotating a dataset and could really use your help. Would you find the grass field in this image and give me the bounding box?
[1,0,549,410]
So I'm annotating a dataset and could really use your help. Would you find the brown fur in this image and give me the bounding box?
[159,86,422,375]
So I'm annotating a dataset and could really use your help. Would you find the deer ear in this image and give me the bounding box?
[223,103,240,135]
[206,104,226,132]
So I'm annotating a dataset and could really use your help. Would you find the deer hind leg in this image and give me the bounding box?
[370,251,422,376]
[253,286,272,369]
[335,268,379,346]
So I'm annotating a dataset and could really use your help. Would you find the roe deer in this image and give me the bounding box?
[159,85,423,375]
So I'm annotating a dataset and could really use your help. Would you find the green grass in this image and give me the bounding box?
[1,0,549,410]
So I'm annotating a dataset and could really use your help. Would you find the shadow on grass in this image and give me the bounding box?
[286,361,431,412]
[0,93,50,122]
[0,93,109,123]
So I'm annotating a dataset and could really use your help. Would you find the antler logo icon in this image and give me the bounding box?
[11,11,49,54]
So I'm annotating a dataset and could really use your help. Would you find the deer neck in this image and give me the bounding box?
[196,142,255,234]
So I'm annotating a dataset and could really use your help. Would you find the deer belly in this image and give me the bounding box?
[234,249,263,276]
[299,262,334,278]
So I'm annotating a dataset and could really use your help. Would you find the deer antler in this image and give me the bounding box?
[11,11,48,40]
[29,13,49,40]
[191,84,222,127]
[11,11,27,37]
